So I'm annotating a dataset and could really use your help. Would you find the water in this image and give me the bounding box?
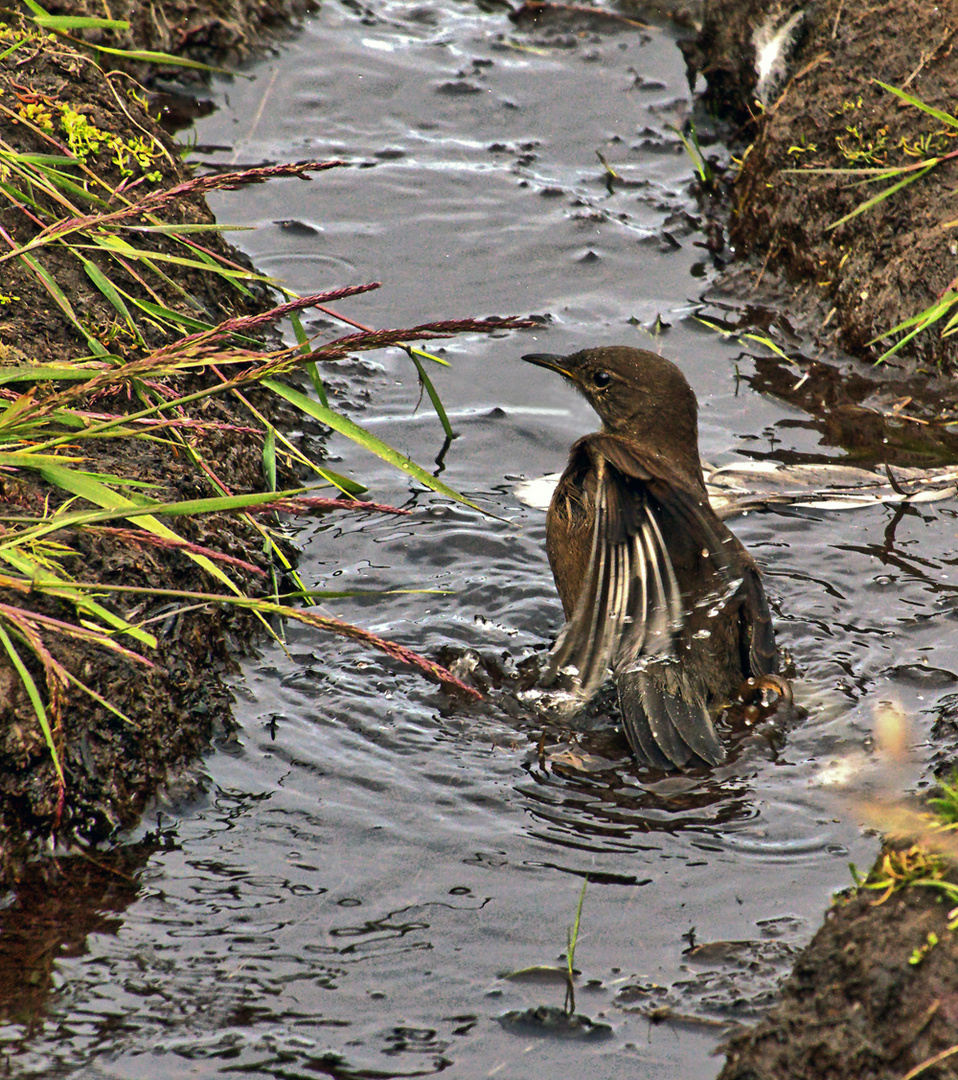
[4,3,956,1077]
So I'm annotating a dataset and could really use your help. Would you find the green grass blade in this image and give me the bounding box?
[0,167,106,207]
[407,349,454,440]
[17,1,231,72]
[0,450,88,467]
[869,293,958,360]
[261,378,479,509]
[0,392,41,434]
[0,152,77,166]
[123,224,255,235]
[9,480,311,544]
[827,163,935,231]
[0,547,157,646]
[263,428,277,491]
[873,317,941,362]
[742,332,790,360]
[0,363,104,386]
[36,463,247,596]
[74,44,234,74]
[62,667,139,727]
[19,252,110,357]
[0,621,64,786]
[120,293,215,333]
[870,303,948,341]
[305,360,330,408]
[78,255,139,338]
[289,311,311,354]
[31,15,130,29]
[311,467,365,494]
[567,877,588,975]
[88,235,271,281]
[407,345,450,368]
[874,80,958,129]
[0,37,28,63]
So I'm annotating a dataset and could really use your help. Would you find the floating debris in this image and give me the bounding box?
[514,462,958,518]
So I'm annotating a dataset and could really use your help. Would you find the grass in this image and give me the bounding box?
[848,769,958,935]
[781,79,958,363]
[672,121,715,190]
[0,16,529,822]
[503,877,590,1015]
[19,0,234,74]
[565,876,589,1014]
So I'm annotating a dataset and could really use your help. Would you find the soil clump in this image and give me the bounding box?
[718,857,958,1080]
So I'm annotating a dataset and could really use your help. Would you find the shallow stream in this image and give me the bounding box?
[5,3,958,1077]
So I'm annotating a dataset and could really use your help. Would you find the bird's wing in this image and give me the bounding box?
[544,450,683,700]
[544,437,761,768]
[617,660,720,769]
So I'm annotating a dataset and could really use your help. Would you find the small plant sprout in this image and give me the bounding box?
[671,122,714,189]
[564,876,589,1014]
[909,931,938,966]
[501,877,591,1015]
[781,79,958,361]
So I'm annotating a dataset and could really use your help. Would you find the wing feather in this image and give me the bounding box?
[542,436,769,768]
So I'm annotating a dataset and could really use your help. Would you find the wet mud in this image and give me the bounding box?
[686,0,958,368]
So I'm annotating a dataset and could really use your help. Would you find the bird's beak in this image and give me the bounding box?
[521,353,575,381]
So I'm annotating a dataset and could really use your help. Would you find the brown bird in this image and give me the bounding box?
[522,346,778,770]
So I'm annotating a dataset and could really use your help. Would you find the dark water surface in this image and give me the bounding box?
[5,3,957,1078]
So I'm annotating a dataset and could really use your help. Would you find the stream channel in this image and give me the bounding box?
[5,2,958,1077]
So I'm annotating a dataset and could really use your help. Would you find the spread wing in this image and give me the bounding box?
[544,451,683,699]
[543,436,767,768]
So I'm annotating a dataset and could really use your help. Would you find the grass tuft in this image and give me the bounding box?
[0,24,531,813]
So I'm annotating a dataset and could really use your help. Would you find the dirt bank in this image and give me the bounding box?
[685,0,958,369]
[681,3,958,1076]
[35,0,318,75]
[0,17,296,879]
[718,849,958,1080]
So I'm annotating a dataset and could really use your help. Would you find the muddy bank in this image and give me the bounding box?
[685,0,958,368]
[681,3,958,1076]
[0,19,297,878]
[0,7,506,885]
[718,851,958,1080]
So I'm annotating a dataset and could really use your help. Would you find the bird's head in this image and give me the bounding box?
[522,346,701,469]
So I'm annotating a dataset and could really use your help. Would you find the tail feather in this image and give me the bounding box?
[617,663,725,769]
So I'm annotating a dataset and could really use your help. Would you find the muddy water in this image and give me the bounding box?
[5,3,958,1078]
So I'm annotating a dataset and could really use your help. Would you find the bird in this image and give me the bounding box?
[522,345,779,770]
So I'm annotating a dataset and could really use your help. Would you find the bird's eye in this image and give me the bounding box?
[592,370,611,388]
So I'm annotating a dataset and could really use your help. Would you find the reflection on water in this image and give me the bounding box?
[0,843,156,1030]
[2,1,956,1078]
